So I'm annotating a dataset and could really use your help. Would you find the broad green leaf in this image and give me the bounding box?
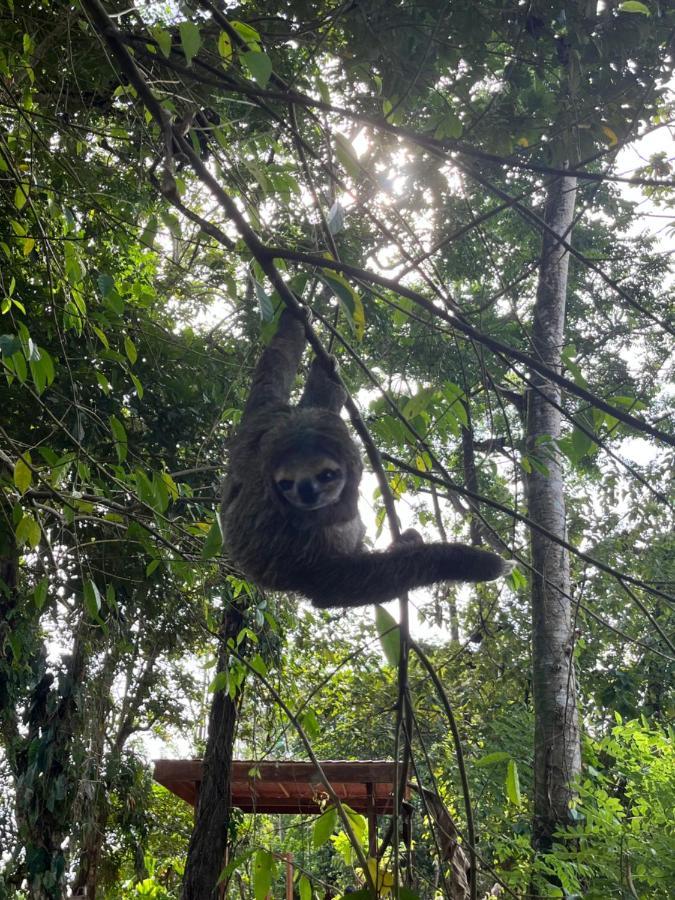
[109,415,128,464]
[11,350,27,383]
[506,758,521,806]
[134,469,155,507]
[313,806,337,848]
[619,1,650,14]
[319,271,365,339]
[179,21,201,66]
[201,517,223,559]
[218,849,255,884]
[242,49,272,87]
[14,182,29,209]
[97,273,114,298]
[218,31,233,65]
[253,849,275,900]
[150,26,172,58]
[95,371,111,395]
[16,513,40,548]
[124,334,137,364]
[209,671,229,693]
[298,874,312,900]
[23,237,35,256]
[474,751,510,767]
[130,373,144,399]
[249,654,268,676]
[375,605,400,666]
[92,325,109,349]
[33,578,48,610]
[254,279,274,321]
[231,20,261,49]
[83,579,102,620]
[14,453,32,494]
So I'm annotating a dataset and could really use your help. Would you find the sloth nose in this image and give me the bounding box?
[297,479,317,504]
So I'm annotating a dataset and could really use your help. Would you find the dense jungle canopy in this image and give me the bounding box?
[0,1,674,898]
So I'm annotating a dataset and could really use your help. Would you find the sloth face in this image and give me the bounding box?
[273,452,346,510]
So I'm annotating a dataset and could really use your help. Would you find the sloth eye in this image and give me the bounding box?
[277,479,294,492]
[317,469,339,483]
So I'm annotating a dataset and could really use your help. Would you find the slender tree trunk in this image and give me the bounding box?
[181,605,243,900]
[526,174,581,853]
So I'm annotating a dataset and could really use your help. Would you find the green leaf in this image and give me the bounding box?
[231,20,261,49]
[130,373,144,399]
[201,517,223,559]
[109,415,128,464]
[242,49,272,87]
[16,513,40,548]
[249,654,268,676]
[218,31,233,65]
[209,671,229,693]
[95,371,111,395]
[83,579,103,620]
[375,605,400,666]
[619,1,651,14]
[474,751,510,767]
[23,236,35,256]
[179,21,201,66]
[218,849,255,885]
[253,849,275,900]
[313,806,337,848]
[14,453,32,494]
[506,758,521,806]
[298,874,312,900]
[124,334,137,364]
[254,279,274,321]
[14,182,29,209]
[34,577,48,610]
[150,26,172,58]
[319,272,365,339]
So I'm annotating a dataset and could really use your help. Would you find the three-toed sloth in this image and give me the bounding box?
[221,309,512,608]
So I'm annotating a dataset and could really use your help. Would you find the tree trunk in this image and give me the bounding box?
[181,605,243,900]
[526,174,581,853]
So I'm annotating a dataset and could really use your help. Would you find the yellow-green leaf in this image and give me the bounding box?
[312,806,337,849]
[506,758,522,806]
[602,125,618,146]
[619,1,650,14]
[14,454,32,494]
[16,513,40,548]
[124,334,137,364]
[23,237,35,256]
[218,30,232,65]
[375,605,400,666]
[14,182,29,210]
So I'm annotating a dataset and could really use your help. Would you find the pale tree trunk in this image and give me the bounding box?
[526,174,581,853]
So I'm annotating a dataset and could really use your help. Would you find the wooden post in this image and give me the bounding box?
[285,853,294,899]
[366,782,377,859]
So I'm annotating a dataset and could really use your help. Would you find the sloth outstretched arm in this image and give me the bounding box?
[287,537,513,608]
[243,309,307,415]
